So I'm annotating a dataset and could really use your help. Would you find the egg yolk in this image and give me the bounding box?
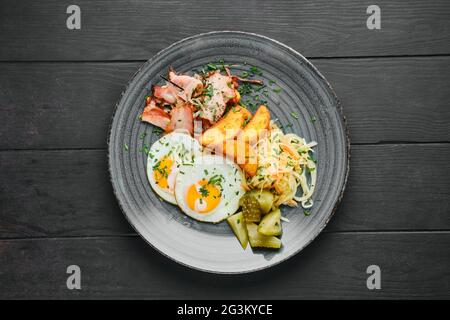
[186,179,221,214]
[153,156,173,190]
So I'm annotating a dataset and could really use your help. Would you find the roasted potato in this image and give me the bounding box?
[228,89,241,105]
[200,105,251,147]
[239,105,270,144]
[216,139,258,177]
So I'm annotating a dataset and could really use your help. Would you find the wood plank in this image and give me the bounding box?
[0,150,134,238]
[316,57,450,144]
[1,145,449,238]
[0,63,137,150]
[0,0,449,61]
[0,232,448,299]
[1,57,449,149]
[328,144,450,231]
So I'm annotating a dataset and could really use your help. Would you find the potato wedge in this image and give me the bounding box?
[227,211,248,249]
[216,139,258,177]
[240,105,270,144]
[247,223,281,249]
[200,105,251,147]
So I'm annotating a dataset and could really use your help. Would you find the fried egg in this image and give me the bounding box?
[174,154,245,223]
[147,132,202,204]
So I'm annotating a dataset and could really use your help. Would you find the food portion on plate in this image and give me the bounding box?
[140,61,317,251]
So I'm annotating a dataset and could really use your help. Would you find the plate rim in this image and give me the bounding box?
[107,30,350,274]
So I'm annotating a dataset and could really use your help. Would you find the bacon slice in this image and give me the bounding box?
[152,69,203,105]
[166,105,194,135]
[141,98,171,130]
[200,71,236,123]
[152,84,179,104]
[168,69,203,100]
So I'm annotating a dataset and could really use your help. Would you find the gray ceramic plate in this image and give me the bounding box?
[108,31,349,274]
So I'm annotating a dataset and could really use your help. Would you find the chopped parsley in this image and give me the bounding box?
[203,84,214,98]
[139,145,150,155]
[208,174,224,187]
[207,63,217,70]
[199,184,210,198]
[152,128,163,136]
[153,161,169,179]
[249,66,262,76]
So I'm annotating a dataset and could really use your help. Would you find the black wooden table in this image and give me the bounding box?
[1,0,449,299]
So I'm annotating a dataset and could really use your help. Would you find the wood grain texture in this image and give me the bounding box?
[0,232,449,299]
[317,57,450,144]
[0,63,137,150]
[0,150,134,238]
[1,57,449,149]
[1,145,449,238]
[0,0,449,61]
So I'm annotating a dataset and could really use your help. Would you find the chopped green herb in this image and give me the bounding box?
[199,185,210,198]
[250,66,262,75]
[208,174,224,187]
[273,87,282,93]
[304,209,311,216]
[152,128,163,136]
[203,84,214,98]
[290,112,299,119]
[310,116,317,123]
[207,63,217,70]
[124,143,129,151]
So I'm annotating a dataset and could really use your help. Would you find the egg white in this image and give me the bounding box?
[147,132,202,204]
[174,154,245,223]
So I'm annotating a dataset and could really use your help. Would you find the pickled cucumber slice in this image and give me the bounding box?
[247,190,274,214]
[240,195,261,222]
[247,223,281,249]
[258,208,282,236]
[227,212,248,249]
